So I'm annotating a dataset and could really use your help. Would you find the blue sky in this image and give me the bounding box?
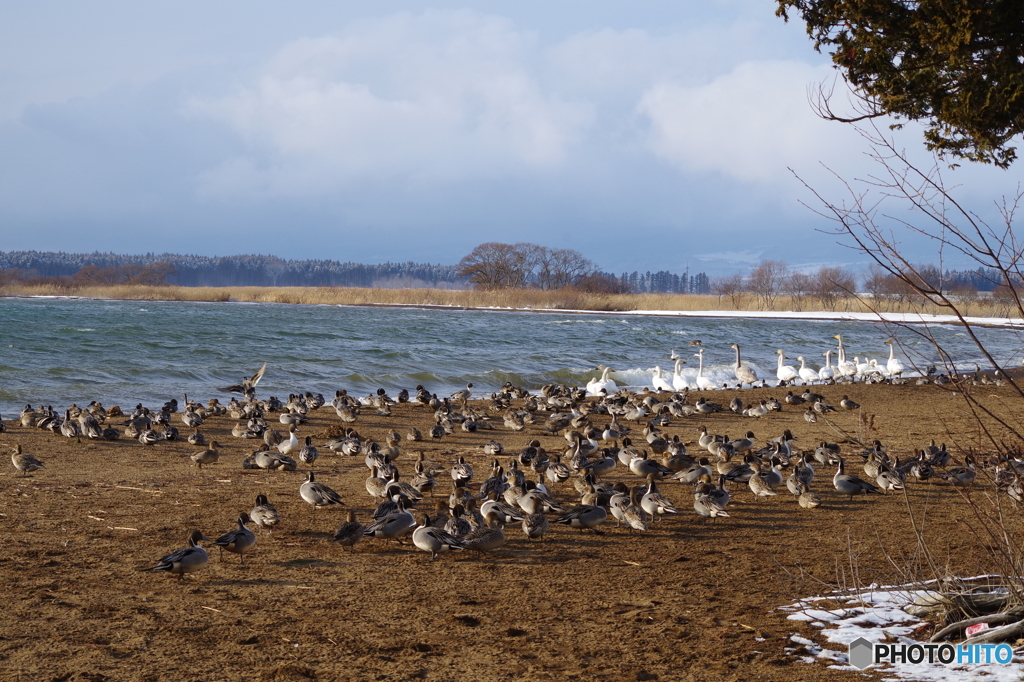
[0,1,1018,275]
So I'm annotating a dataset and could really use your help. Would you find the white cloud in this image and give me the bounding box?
[637,61,866,182]
[189,10,593,197]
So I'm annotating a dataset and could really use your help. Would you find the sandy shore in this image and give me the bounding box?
[1,380,1020,681]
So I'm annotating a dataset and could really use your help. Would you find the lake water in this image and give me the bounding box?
[0,297,1021,415]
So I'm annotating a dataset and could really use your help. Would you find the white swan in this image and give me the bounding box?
[586,366,617,397]
[775,350,800,384]
[652,366,674,393]
[730,343,758,387]
[671,358,689,391]
[796,356,818,385]
[884,339,905,376]
[833,334,857,380]
[819,350,835,381]
[854,356,874,378]
[694,349,716,390]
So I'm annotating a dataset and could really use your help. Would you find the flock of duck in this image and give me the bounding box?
[1,340,1004,581]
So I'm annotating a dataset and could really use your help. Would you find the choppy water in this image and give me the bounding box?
[1,297,1022,415]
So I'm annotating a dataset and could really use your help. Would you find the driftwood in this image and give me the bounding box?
[905,591,1011,620]
[929,607,1024,642]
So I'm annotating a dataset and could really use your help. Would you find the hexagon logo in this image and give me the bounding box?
[848,637,874,670]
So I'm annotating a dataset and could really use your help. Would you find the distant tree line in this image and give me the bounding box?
[457,242,709,294]
[0,248,707,296]
[0,252,464,288]
[712,260,1016,311]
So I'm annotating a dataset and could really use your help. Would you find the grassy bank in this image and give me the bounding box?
[0,282,1015,318]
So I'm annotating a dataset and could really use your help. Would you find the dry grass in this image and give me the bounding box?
[0,283,1018,317]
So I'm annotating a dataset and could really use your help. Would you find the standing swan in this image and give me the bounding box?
[671,358,689,392]
[586,366,617,397]
[819,350,835,382]
[884,339,905,376]
[694,349,716,390]
[796,356,818,385]
[833,335,857,381]
[652,366,673,393]
[730,344,758,387]
[775,350,800,384]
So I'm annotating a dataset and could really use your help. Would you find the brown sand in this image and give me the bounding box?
[1,381,1020,681]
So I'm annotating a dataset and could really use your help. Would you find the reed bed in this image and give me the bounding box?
[0,283,1017,318]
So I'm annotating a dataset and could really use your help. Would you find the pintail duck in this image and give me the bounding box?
[363,498,416,542]
[298,436,318,466]
[628,451,672,479]
[410,461,435,497]
[11,444,44,477]
[365,466,388,501]
[480,493,525,524]
[747,460,778,501]
[545,454,572,486]
[77,411,102,439]
[556,503,608,534]
[450,456,473,484]
[277,426,301,456]
[333,511,364,550]
[840,395,860,411]
[673,457,712,484]
[621,486,650,532]
[445,504,472,537]
[213,513,257,563]
[522,512,549,540]
[187,428,207,447]
[943,455,977,487]
[517,486,564,515]
[190,441,221,469]
[833,459,882,500]
[250,494,280,533]
[219,362,267,398]
[794,481,822,509]
[412,513,464,560]
[145,529,210,580]
[461,511,506,555]
[300,472,345,509]
[693,483,730,521]
[640,475,678,521]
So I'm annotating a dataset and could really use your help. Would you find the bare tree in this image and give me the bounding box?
[458,242,539,290]
[783,271,812,311]
[809,266,855,311]
[536,247,595,290]
[747,260,789,310]
[712,273,746,308]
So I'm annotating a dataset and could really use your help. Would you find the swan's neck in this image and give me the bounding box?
[888,344,896,361]
[777,354,785,370]
[799,357,807,370]
[825,351,833,369]
[734,347,742,369]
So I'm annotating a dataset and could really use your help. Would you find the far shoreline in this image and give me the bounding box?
[5,290,1024,329]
